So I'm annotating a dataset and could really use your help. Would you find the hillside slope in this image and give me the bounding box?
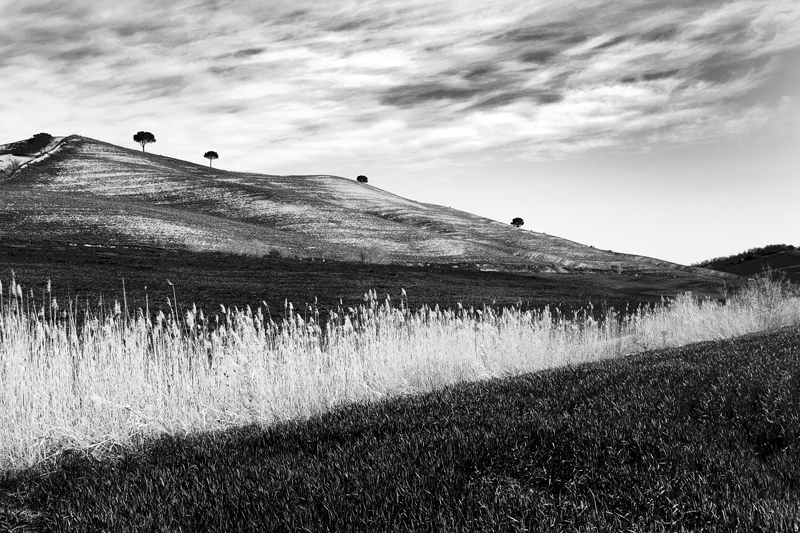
[2,134,721,275]
[715,251,800,282]
[694,245,800,282]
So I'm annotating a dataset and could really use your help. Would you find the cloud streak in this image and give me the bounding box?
[1,0,799,169]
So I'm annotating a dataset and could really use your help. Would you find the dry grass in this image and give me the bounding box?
[1,274,799,471]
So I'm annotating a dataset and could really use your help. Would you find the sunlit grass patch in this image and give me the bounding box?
[1,273,799,471]
[3,324,799,531]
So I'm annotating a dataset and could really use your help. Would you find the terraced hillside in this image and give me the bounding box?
[2,134,720,275]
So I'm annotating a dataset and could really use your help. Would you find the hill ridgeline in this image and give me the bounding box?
[0,134,723,277]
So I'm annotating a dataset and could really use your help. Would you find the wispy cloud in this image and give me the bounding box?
[1,0,798,168]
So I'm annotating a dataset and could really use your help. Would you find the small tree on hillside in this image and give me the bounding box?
[356,175,368,183]
[204,151,219,167]
[133,131,156,152]
[511,217,524,228]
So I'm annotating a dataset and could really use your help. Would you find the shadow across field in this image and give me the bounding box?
[0,239,732,323]
[2,326,798,531]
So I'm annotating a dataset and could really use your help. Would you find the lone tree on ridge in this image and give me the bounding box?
[356,175,368,183]
[133,131,156,152]
[204,151,219,167]
[511,217,524,228]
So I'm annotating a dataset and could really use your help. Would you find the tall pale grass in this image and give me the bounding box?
[1,275,799,471]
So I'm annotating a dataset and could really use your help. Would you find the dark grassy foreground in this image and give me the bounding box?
[2,328,799,532]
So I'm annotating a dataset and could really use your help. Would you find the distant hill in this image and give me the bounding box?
[694,245,800,282]
[0,134,725,276]
[0,132,55,157]
[0,133,63,179]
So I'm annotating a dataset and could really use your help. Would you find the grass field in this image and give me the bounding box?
[717,251,800,283]
[694,245,800,283]
[2,272,799,531]
[0,239,732,329]
[1,135,794,531]
[1,273,798,472]
[2,321,799,531]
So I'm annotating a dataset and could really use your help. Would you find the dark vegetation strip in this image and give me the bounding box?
[2,327,799,532]
[0,239,729,328]
[716,253,800,283]
[0,133,54,157]
[694,244,797,270]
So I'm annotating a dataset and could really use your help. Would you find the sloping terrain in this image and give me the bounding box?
[2,134,722,275]
[715,251,800,282]
[694,245,800,283]
[0,133,65,179]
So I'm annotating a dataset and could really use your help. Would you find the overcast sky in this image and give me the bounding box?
[2,0,798,265]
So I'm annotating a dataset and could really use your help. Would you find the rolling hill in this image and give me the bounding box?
[1,134,722,276]
[706,250,800,282]
[693,244,800,282]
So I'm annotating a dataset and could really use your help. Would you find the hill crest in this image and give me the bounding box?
[1,134,726,277]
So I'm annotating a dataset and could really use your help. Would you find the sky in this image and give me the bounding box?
[1,0,798,265]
